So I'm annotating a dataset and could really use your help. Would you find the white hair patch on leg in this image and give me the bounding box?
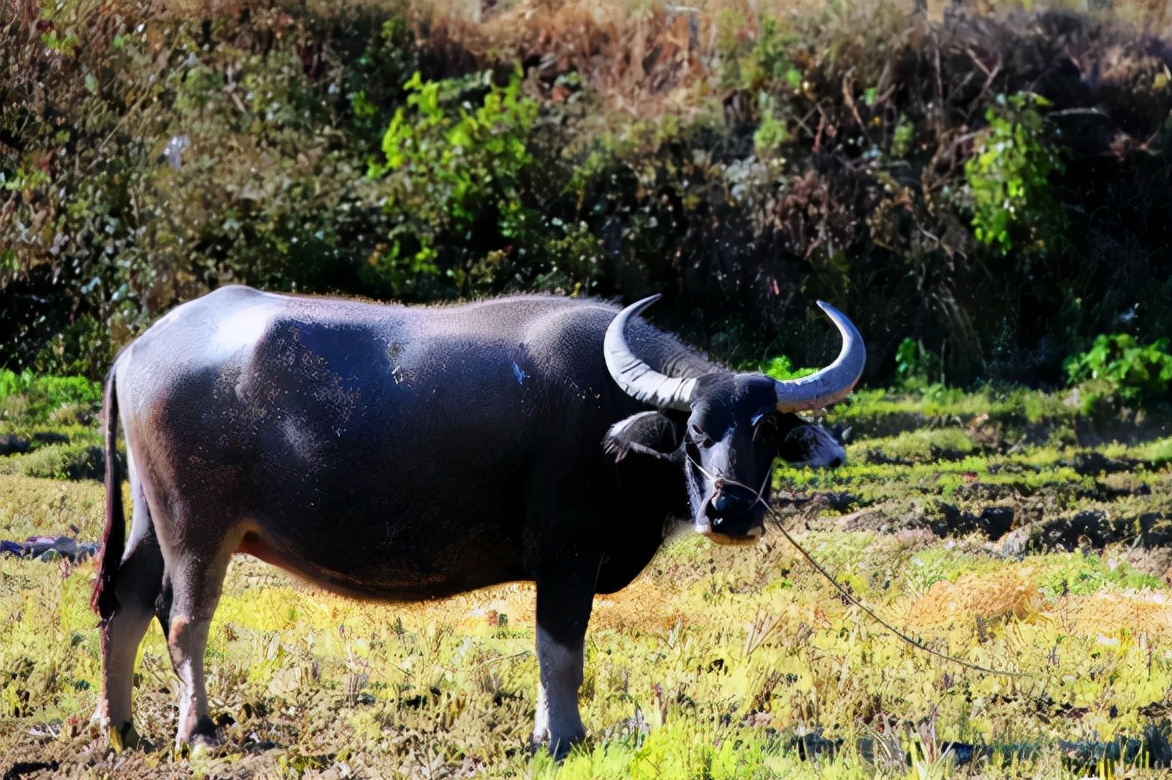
[533,624,585,757]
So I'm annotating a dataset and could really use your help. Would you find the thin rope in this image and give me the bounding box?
[762,498,1026,677]
[688,452,1027,678]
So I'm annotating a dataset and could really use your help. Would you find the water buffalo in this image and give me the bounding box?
[91,286,864,756]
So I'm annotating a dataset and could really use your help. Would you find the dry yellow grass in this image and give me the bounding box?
[214,552,688,659]
[1063,588,1172,641]
[905,565,1043,633]
[408,0,1172,118]
[4,453,1172,777]
[902,558,1172,639]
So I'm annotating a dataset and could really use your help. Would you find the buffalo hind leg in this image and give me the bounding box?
[533,559,599,758]
[163,545,234,749]
[97,488,163,750]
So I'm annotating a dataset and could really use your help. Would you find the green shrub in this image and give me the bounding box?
[1064,334,1172,413]
[894,337,942,391]
[5,442,104,481]
[367,68,540,297]
[759,355,814,381]
[0,370,101,425]
[0,369,32,402]
[734,15,801,92]
[752,95,790,161]
[964,93,1067,255]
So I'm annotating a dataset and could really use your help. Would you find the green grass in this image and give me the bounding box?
[2,385,1172,777]
[833,387,1079,426]
[6,490,1172,777]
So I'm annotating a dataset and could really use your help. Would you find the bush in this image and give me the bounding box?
[6,443,105,481]
[894,338,942,392]
[759,355,815,381]
[366,68,540,297]
[965,93,1067,256]
[1,1,419,372]
[1064,334,1172,413]
[0,370,101,426]
[3,2,1172,390]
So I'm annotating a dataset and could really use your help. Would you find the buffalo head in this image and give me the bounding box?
[602,296,865,545]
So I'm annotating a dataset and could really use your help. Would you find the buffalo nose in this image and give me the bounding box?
[707,490,749,520]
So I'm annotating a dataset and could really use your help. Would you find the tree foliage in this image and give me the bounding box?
[1,1,1170,396]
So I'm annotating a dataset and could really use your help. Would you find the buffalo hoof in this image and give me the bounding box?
[531,734,584,761]
[180,716,221,755]
[108,721,145,753]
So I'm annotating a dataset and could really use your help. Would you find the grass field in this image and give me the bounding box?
[2,390,1171,778]
[4,0,1172,773]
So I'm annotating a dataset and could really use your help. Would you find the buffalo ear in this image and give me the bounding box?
[603,411,684,464]
[777,421,847,468]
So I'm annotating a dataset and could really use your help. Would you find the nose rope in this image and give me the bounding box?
[738,480,1024,679]
[688,452,1021,676]
[686,452,1021,674]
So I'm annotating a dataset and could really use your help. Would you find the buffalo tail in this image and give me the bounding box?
[91,367,123,621]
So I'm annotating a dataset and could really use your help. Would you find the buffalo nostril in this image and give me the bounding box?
[828,457,843,468]
[705,494,731,521]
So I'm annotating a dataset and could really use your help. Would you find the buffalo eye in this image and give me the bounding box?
[753,418,779,444]
[689,424,713,449]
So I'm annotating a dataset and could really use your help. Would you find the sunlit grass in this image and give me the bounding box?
[2,384,1171,776]
[4,507,1172,776]
[0,473,105,539]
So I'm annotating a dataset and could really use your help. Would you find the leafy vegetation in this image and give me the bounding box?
[894,337,943,392]
[2,0,1172,774]
[0,369,101,426]
[3,0,1172,392]
[365,68,541,296]
[965,94,1067,256]
[1065,334,1172,415]
[0,441,104,481]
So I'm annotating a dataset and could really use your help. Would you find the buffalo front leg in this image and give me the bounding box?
[533,560,599,758]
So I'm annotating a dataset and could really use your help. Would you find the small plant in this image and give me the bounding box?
[891,115,915,158]
[759,355,814,381]
[964,93,1066,255]
[894,337,941,391]
[0,369,34,402]
[737,16,802,92]
[753,95,789,161]
[1064,333,1172,413]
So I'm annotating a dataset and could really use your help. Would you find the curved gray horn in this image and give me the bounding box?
[774,301,866,412]
[604,295,696,411]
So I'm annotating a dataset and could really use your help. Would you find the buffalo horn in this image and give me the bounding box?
[603,295,696,411]
[774,301,866,412]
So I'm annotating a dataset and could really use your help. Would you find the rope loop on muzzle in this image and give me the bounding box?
[686,453,774,510]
